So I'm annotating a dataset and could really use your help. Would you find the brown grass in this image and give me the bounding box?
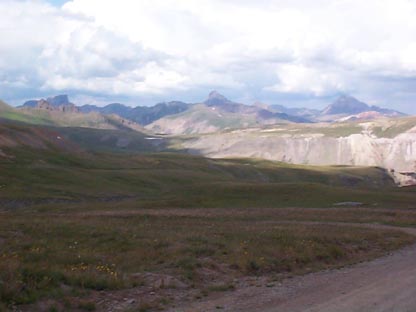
[0,208,414,311]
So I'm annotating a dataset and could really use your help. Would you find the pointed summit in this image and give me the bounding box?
[320,95,405,118]
[322,95,369,115]
[204,91,231,106]
[208,90,226,99]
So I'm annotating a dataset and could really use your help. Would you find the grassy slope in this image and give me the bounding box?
[0,119,413,209]
[56,126,163,153]
[169,115,415,140]
[0,99,146,132]
[0,100,54,125]
[254,122,364,137]
[371,116,416,138]
[1,120,416,310]
[1,144,411,209]
[147,104,286,134]
[1,212,413,310]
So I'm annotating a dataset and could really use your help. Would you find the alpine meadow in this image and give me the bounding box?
[1,1,416,311]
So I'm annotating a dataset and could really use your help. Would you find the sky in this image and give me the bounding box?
[1,0,416,113]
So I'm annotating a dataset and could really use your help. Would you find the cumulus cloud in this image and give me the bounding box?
[1,0,416,111]
[0,0,188,103]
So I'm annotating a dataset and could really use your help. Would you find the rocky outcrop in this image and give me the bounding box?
[182,126,416,186]
[22,95,80,113]
[46,95,71,106]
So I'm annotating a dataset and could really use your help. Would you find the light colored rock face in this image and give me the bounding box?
[182,126,416,185]
[148,115,220,135]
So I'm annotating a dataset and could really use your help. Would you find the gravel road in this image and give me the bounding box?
[174,223,416,312]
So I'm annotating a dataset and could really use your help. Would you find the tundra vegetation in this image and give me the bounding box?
[1,99,416,311]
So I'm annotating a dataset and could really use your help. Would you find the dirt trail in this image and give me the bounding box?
[172,222,416,312]
[73,207,416,219]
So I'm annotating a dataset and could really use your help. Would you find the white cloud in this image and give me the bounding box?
[1,0,416,111]
[266,64,349,96]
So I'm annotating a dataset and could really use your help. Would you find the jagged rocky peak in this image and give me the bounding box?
[46,95,71,106]
[22,94,79,113]
[37,99,53,110]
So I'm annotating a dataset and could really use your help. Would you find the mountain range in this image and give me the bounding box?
[79,101,189,125]
[17,92,406,135]
[1,92,415,185]
[13,96,144,131]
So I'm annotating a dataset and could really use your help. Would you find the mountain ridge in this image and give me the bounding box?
[322,95,404,117]
[17,92,407,133]
[22,95,80,113]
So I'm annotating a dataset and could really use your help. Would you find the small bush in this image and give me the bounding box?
[246,260,260,273]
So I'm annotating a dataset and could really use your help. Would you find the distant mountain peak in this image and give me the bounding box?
[21,94,79,113]
[321,95,405,118]
[204,91,232,106]
[46,94,70,106]
[208,90,227,100]
[322,95,369,115]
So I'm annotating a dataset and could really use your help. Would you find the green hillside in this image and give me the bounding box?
[0,100,53,125]
[2,119,416,311]
[1,119,413,210]
[0,99,147,132]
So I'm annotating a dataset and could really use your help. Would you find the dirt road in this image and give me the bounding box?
[173,223,416,312]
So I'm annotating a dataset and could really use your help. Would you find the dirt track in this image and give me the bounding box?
[173,223,416,312]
